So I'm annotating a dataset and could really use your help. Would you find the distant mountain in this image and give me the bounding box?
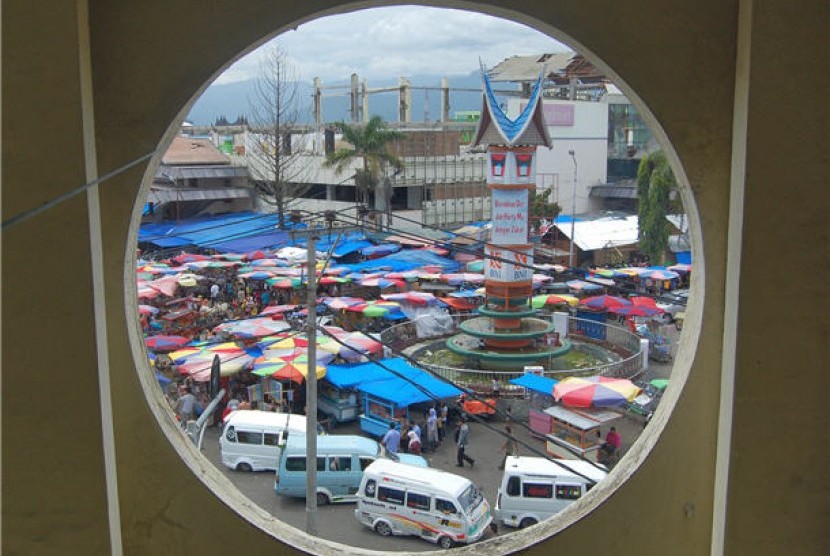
[187,71,511,125]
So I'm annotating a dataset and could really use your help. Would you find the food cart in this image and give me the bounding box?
[508,372,559,437]
[543,405,621,459]
[317,379,359,424]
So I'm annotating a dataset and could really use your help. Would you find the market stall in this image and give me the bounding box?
[542,405,620,459]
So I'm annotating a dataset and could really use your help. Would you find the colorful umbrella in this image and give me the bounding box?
[138,304,159,315]
[617,267,649,277]
[244,249,269,261]
[608,305,663,317]
[531,294,579,309]
[667,263,692,273]
[359,277,404,289]
[641,269,680,281]
[239,270,275,281]
[266,277,303,289]
[385,270,422,281]
[465,260,485,273]
[213,317,291,339]
[590,268,626,278]
[176,273,201,287]
[144,335,191,352]
[321,296,365,310]
[440,273,486,285]
[251,360,326,383]
[553,376,642,408]
[319,276,351,285]
[579,295,632,310]
[382,291,443,306]
[346,301,402,318]
[259,304,298,316]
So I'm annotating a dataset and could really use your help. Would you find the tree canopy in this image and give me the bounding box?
[529,187,561,222]
[636,151,677,264]
[324,116,404,214]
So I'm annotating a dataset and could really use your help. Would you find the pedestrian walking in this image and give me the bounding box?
[439,402,449,440]
[426,407,439,453]
[498,411,518,469]
[455,416,475,468]
[491,378,500,398]
[381,421,401,456]
[174,386,196,426]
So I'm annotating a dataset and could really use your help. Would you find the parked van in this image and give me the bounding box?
[275,434,427,505]
[220,410,307,472]
[355,459,492,549]
[494,455,607,529]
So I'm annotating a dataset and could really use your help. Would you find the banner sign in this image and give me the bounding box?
[491,188,529,244]
[486,245,534,282]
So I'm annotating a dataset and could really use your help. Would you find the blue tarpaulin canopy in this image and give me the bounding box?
[509,373,559,396]
[338,250,460,273]
[324,357,461,406]
[139,212,307,250]
[324,360,394,389]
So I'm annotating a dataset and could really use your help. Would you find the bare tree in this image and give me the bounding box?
[247,44,311,228]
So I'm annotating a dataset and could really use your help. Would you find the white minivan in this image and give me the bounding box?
[494,455,607,529]
[355,459,492,549]
[275,434,427,505]
[220,410,307,472]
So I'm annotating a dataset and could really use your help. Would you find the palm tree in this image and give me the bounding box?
[324,116,404,225]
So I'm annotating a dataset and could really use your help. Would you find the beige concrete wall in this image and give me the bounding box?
[2,1,827,555]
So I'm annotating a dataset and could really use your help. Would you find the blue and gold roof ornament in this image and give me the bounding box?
[471,67,552,149]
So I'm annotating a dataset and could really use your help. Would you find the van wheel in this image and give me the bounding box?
[316,492,329,506]
[374,520,393,537]
[437,535,455,549]
[519,518,537,529]
[235,462,252,472]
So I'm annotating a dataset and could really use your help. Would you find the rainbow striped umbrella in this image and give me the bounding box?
[553,376,641,408]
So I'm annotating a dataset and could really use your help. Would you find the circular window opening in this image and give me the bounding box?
[130,5,701,555]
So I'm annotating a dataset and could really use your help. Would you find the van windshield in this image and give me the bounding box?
[457,484,483,514]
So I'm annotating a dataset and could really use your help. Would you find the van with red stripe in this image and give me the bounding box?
[354,459,492,549]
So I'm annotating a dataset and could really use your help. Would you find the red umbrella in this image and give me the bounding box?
[579,295,632,310]
[144,335,191,352]
[245,249,269,261]
[630,296,659,308]
[608,305,663,317]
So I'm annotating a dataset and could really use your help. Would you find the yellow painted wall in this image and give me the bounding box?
[2,1,827,555]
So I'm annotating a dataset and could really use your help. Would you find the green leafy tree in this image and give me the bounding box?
[637,151,676,264]
[529,187,561,221]
[324,116,404,225]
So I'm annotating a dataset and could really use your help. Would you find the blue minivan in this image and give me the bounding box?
[275,434,428,505]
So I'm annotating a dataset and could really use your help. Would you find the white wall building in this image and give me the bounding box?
[505,97,609,216]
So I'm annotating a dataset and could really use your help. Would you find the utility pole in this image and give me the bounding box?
[305,229,319,535]
[568,149,578,268]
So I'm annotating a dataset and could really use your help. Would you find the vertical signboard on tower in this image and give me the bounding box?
[491,188,529,245]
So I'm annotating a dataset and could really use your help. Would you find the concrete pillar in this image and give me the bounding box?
[361,79,369,123]
[350,73,359,123]
[399,77,411,123]
[441,77,450,122]
[312,77,322,125]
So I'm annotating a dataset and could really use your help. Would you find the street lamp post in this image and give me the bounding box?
[568,149,578,268]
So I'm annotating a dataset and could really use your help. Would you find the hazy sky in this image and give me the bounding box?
[214,6,569,85]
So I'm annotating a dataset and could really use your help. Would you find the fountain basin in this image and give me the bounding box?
[446,333,572,371]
